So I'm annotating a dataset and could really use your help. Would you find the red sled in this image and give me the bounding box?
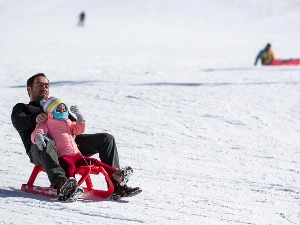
[271,59,300,66]
[21,165,114,200]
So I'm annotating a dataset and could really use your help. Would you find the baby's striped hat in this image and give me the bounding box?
[40,96,65,113]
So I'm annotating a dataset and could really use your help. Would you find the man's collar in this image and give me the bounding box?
[29,101,42,106]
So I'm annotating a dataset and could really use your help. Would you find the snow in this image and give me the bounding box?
[1,0,300,224]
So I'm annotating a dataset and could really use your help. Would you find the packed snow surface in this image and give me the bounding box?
[0,0,299,224]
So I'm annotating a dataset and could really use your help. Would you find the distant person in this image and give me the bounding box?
[254,43,274,66]
[78,11,85,26]
[31,97,134,201]
[254,43,300,66]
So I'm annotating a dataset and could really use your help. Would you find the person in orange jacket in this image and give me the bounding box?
[254,43,275,66]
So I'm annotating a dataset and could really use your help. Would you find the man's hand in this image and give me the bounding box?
[70,105,84,123]
[36,113,47,124]
[35,134,49,151]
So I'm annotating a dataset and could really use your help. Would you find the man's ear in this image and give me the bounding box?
[27,86,31,97]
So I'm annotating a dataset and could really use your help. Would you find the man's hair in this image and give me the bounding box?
[27,73,48,87]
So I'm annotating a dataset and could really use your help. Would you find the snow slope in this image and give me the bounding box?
[0,0,300,224]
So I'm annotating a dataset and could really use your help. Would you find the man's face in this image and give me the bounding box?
[27,76,49,102]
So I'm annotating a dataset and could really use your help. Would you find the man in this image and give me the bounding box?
[11,73,140,200]
[254,43,275,66]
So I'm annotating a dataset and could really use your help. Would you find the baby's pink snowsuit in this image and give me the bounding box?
[31,113,116,178]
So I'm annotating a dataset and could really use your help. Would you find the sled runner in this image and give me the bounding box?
[21,165,114,199]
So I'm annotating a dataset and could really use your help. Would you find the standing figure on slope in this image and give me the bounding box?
[78,11,86,27]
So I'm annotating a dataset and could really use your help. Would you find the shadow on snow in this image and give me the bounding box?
[137,81,300,87]
[9,80,104,88]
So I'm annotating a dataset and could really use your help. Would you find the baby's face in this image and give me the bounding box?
[56,103,67,113]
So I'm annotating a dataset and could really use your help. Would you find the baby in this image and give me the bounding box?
[31,97,133,201]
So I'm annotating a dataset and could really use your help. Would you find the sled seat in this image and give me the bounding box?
[21,165,114,199]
